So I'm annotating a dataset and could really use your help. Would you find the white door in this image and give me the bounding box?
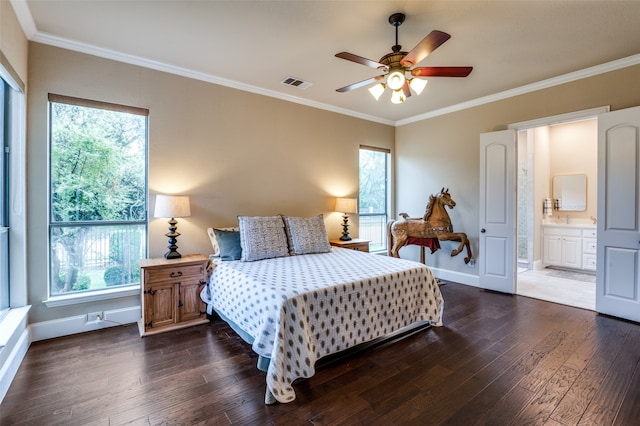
[479,130,517,293]
[597,106,640,322]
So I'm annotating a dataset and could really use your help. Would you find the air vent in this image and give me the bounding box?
[281,76,313,89]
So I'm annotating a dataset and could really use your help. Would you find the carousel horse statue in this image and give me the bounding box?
[387,188,472,264]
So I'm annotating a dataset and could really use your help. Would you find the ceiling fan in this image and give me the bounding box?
[335,13,473,103]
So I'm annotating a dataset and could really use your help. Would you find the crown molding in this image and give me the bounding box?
[29,30,395,126]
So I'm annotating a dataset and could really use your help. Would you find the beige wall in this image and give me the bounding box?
[27,42,394,323]
[0,1,28,87]
[395,65,640,275]
[549,119,597,220]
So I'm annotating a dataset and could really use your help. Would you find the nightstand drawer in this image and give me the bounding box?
[144,264,205,284]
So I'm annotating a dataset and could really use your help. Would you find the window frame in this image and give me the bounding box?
[47,94,149,300]
[0,79,9,320]
[0,59,27,323]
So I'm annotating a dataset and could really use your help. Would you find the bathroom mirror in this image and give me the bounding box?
[553,174,587,211]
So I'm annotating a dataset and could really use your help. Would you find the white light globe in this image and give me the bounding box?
[386,70,405,90]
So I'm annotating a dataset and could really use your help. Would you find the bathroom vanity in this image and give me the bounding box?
[542,223,597,271]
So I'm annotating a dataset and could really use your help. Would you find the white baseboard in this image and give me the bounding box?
[30,306,140,342]
[430,267,479,287]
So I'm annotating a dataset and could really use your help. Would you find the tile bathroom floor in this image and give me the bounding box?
[517,268,595,311]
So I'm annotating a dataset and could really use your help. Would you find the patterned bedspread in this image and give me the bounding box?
[200,247,443,403]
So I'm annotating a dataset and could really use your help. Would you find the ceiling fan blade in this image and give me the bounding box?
[335,52,388,70]
[411,66,473,77]
[336,75,386,93]
[402,80,412,98]
[400,30,451,67]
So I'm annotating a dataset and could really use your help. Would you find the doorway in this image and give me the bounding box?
[509,108,606,310]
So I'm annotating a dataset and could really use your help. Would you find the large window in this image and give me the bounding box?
[49,95,148,296]
[0,79,9,318]
[359,146,390,252]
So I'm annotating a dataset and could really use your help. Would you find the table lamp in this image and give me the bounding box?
[335,197,357,241]
[154,194,191,259]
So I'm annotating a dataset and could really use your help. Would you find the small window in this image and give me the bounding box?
[359,146,391,252]
[49,95,148,296]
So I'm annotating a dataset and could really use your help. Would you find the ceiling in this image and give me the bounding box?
[12,1,640,125]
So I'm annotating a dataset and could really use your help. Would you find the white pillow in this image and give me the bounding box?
[282,214,331,255]
[238,216,289,262]
[207,226,239,257]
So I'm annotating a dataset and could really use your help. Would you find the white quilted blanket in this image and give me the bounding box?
[201,247,443,403]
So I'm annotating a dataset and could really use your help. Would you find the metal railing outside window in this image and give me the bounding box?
[359,214,388,252]
[49,223,146,296]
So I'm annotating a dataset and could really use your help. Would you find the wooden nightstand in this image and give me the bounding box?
[138,254,210,336]
[330,239,370,253]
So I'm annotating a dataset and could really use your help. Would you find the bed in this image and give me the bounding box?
[200,215,444,404]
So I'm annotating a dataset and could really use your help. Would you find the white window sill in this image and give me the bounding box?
[43,285,140,308]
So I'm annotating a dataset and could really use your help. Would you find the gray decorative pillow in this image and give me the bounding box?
[207,226,240,256]
[283,214,331,255]
[212,228,242,261]
[238,215,289,262]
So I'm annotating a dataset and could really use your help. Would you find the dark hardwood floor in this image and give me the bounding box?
[2,282,640,425]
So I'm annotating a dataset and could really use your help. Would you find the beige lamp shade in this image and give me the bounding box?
[154,194,191,218]
[335,197,357,214]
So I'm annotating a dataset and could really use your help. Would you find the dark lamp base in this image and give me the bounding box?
[164,217,183,259]
[339,213,352,241]
[164,250,182,259]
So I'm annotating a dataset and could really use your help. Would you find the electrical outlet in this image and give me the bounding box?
[87,311,103,322]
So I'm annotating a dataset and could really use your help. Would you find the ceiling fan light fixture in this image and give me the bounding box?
[368,83,386,100]
[390,89,406,104]
[386,69,405,90]
[335,13,472,105]
[409,78,428,95]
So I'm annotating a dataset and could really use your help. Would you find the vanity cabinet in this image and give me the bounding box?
[542,225,596,271]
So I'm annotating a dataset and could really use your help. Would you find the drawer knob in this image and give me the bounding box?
[170,271,183,278]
